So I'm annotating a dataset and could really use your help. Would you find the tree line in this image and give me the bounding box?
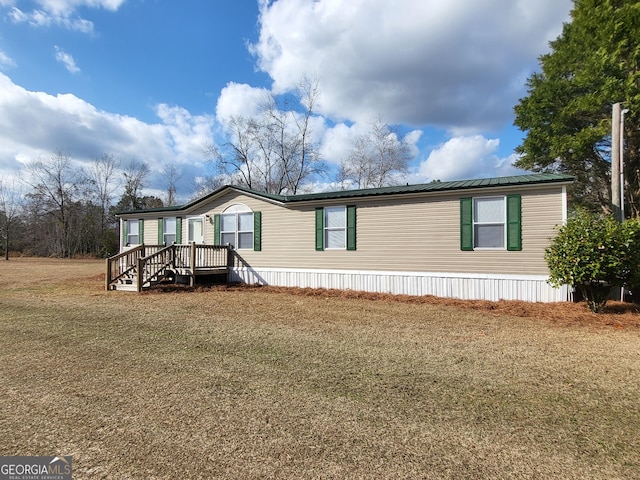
[0,153,166,259]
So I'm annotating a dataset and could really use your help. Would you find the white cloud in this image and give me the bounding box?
[416,135,526,182]
[250,0,572,131]
[7,6,26,21]
[215,82,270,125]
[215,80,328,153]
[155,104,216,165]
[6,0,126,32]
[54,46,80,73]
[0,73,215,194]
[0,50,16,69]
[404,129,423,157]
[319,121,422,167]
[318,123,356,165]
[9,6,94,32]
[35,0,125,15]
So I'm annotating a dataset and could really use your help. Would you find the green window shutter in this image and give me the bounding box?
[346,205,357,251]
[158,218,164,244]
[139,219,144,244]
[315,207,324,251]
[460,197,473,251]
[214,214,221,244]
[176,217,182,244]
[122,219,128,246]
[253,211,262,251]
[506,194,522,251]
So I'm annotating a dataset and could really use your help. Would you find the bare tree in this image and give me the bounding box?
[86,153,121,256]
[210,76,325,195]
[0,179,23,260]
[24,151,87,257]
[89,153,120,231]
[278,76,324,193]
[161,162,183,206]
[120,159,151,211]
[208,114,279,193]
[338,119,414,189]
[190,174,225,201]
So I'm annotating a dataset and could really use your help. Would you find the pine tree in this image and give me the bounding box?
[514,0,640,215]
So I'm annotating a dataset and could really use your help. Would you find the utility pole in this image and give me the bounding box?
[612,102,621,220]
[620,107,629,221]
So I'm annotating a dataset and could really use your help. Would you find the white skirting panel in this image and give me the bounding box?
[228,267,570,303]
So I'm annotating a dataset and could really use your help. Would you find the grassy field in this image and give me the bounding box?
[0,258,639,479]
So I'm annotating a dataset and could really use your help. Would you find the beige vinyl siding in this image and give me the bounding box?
[194,185,563,276]
[201,192,305,252]
[118,184,564,277]
[142,218,159,245]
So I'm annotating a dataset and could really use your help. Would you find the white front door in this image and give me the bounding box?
[188,217,204,244]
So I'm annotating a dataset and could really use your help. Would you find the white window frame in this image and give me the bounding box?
[127,219,140,245]
[221,212,254,249]
[473,196,506,249]
[163,217,176,245]
[187,216,204,244]
[324,206,346,250]
[220,204,254,250]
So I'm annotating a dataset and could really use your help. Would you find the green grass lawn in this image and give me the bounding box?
[0,258,638,479]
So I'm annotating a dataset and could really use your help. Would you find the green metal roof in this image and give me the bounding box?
[118,173,574,215]
[272,173,574,202]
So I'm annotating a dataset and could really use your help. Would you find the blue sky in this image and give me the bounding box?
[0,0,573,201]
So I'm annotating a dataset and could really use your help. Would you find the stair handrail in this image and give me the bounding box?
[105,244,146,289]
[138,244,176,289]
[107,243,232,291]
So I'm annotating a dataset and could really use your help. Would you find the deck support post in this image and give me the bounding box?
[136,257,143,292]
[189,241,196,287]
[105,258,111,291]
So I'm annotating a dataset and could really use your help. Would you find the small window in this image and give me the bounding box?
[474,197,505,248]
[127,219,140,245]
[221,212,254,249]
[237,213,254,249]
[163,217,176,244]
[214,208,261,251]
[315,205,356,251]
[325,206,346,249]
[460,195,522,251]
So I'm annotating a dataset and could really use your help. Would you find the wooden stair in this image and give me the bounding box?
[106,244,231,292]
[110,267,172,291]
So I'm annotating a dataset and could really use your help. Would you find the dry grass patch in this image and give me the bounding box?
[0,258,639,479]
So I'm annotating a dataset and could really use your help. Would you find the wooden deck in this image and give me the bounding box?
[106,243,231,292]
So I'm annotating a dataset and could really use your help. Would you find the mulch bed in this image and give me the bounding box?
[145,282,640,330]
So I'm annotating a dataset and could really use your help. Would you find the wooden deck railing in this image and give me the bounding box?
[106,243,231,291]
[105,244,149,290]
[138,245,175,290]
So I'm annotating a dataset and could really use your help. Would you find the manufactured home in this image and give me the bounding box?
[107,173,573,302]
